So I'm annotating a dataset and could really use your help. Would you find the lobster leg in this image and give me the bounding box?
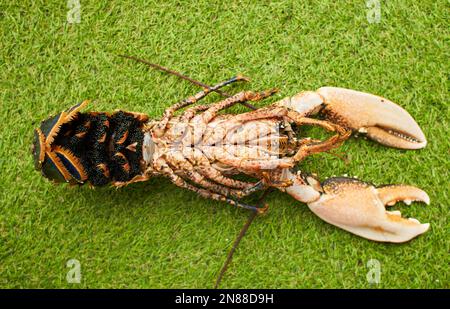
[154,75,249,137]
[193,89,278,125]
[285,115,352,162]
[174,164,261,199]
[188,89,278,144]
[196,165,258,190]
[180,105,210,122]
[155,158,264,212]
[278,169,430,243]
[174,145,260,190]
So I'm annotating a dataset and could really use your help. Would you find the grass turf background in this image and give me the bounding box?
[0,1,448,288]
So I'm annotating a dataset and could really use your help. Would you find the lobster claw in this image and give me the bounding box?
[307,177,430,243]
[317,87,427,149]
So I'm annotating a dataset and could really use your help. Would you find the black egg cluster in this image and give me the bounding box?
[55,111,144,186]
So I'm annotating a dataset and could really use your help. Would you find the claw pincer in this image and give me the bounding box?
[317,87,427,149]
[306,177,430,243]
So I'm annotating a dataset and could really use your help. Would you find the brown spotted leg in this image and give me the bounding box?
[181,149,265,193]
[195,89,278,125]
[164,151,264,199]
[189,89,278,145]
[153,76,249,137]
[180,105,211,122]
[230,106,288,123]
[157,161,264,212]
[175,168,263,199]
[164,105,211,141]
[196,165,258,190]
[176,146,260,191]
[286,114,351,162]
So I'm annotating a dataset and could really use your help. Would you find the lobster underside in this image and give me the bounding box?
[33,78,430,243]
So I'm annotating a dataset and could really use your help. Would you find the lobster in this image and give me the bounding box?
[32,60,430,244]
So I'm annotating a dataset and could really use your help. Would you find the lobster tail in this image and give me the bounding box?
[32,101,147,186]
[56,111,145,186]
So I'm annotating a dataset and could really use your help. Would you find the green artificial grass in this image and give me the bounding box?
[0,1,448,288]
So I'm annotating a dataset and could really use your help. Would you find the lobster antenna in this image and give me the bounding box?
[214,188,272,288]
[325,150,349,165]
[119,54,257,110]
